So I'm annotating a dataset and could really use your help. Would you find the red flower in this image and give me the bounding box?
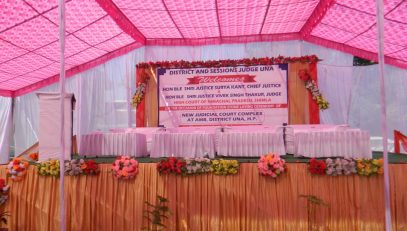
[298,69,311,81]
[309,158,326,175]
[157,157,186,175]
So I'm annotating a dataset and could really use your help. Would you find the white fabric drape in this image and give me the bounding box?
[8,41,407,155]
[348,65,407,151]
[13,48,145,155]
[0,96,12,163]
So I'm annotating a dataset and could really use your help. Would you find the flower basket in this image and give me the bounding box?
[308,158,327,175]
[157,157,186,175]
[184,157,211,175]
[356,158,383,176]
[7,158,29,181]
[112,156,139,180]
[257,153,286,178]
[210,159,239,175]
[325,158,356,176]
[37,160,60,177]
[65,159,100,176]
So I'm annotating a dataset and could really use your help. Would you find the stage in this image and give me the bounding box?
[1,152,406,231]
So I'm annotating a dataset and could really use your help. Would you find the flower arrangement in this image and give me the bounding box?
[65,159,100,176]
[325,158,357,176]
[257,153,286,178]
[132,82,147,107]
[0,179,9,206]
[157,157,186,175]
[210,159,239,175]
[7,158,29,181]
[28,152,38,161]
[356,158,384,176]
[298,70,329,110]
[112,156,139,180]
[308,158,327,175]
[136,55,320,69]
[37,160,60,176]
[82,160,99,175]
[184,157,211,175]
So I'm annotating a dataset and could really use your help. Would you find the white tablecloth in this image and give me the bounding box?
[294,129,371,158]
[216,131,286,157]
[79,132,147,157]
[150,132,215,158]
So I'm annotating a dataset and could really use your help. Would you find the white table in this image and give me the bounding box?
[150,132,215,158]
[293,129,371,158]
[79,132,147,157]
[216,130,286,157]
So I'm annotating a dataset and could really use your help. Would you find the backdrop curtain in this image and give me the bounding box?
[1,163,407,231]
[13,49,145,155]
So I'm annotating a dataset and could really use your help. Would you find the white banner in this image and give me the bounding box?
[157,64,288,127]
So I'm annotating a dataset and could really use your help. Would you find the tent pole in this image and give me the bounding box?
[58,0,66,230]
[375,0,391,230]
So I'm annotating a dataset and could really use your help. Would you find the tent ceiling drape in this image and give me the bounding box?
[0,0,406,97]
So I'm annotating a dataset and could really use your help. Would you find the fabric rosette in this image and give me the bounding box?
[37,160,60,177]
[157,157,186,175]
[0,179,9,206]
[112,156,139,180]
[210,159,239,175]
[257,153,286,178]
[184,157,211,175]
[325,158,357,176]
[65,159,100,176]
[308,158,327,175]
[356,158,384,176]
[7,158,29,181]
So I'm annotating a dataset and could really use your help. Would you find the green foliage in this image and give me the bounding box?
[299,195,330,231]
[142,196,171,231]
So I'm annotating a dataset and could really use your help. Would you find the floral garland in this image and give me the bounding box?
[136,55,320,69]
[326,158,356,176]
[356,158,384,176]
[112,156,139,180]
[184,157,211,175]
[131,82,147,107]
[0,179,9,206]
[37,160,60,177]
[298,70,329,110]
[134,56,319,107]
[210,159,239,175]
[308,158,327,175]
[257,153,286,178]
[7,158,29,181]
[65,159,100,176]
[157,157,186,175]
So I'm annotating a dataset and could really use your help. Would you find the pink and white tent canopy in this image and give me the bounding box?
[0,0,406,97]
